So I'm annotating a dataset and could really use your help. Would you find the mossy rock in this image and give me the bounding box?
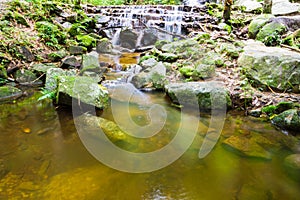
[5,11,29,27]
[222,135,272,160]
[248,14,274,38]
[0,65,8,79]
[96,38,113,54]
[179,66,194,77]
[157,53,178,62]
[262,102,295,116]
[0,86,22,102]
[271,109,300,131]
[15,69,42,86]
[256,22,287,42]
[48,49,68,61]
[57,76,109,109]
[192,63,215,80]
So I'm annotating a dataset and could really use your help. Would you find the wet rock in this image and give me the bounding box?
[78,114,128,142]
[165,82,232,110]
[248,14,274,38]
[61,56,82,69]
[271,109,300,131]
[238,40,300,92]
[45,68,76,91]
[119,29,138,50]
[235,0,263,13]
[15,69,42,86]
[140,29,158,47]
[0,86,22,102]
[96,38,113,54]
[272,0,300,15]
[57,76,109,109]
[69,46,87,56]
[256,21,286,42]
[80,51,106,76]
[249,109,262,117]
[131,62,166,89]
[222,135,272,160]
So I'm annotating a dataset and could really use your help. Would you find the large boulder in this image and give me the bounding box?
[45,68,76,91]
[0,86,22,102]
[57,76,109,109]
[164,82,232,110]
[272,0,300,15]
[222,135,272,160]
[119,29,138,50]
[140,29,158,47]
[271,109,300,131]
[238,41,300,92]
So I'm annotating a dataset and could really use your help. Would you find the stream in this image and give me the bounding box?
[0,78,300,199]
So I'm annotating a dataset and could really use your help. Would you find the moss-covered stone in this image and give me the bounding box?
[57,76,109,109]
[256,21,286,42]
[15,69,42,85]
[96,38,113,54]
[238,40,300,92]
[271,109,300,131]
[222,135,272,160]
[48,49,67,61]
[248,14,274,38]
[0,86,22,102]
[5,11,29,27]
[165,82,232,110]
[157,53,178,62]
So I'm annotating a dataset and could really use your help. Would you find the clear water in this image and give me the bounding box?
[0,88,299,199]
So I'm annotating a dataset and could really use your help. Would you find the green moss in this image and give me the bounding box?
[179,66,194,77]
[76,35,97,49]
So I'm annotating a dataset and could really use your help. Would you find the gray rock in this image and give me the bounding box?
[269,16,300,32]
[119,29,138,50]
[81,51,106,76]
[139,58,158,69]
[235,0,263,12]
[238,40,300,92]
[48,49,67,61]
[96,16,110,24]
[272,0,300,15]
[131,62,167,89]
[0,85,22,102]
[140,29,158,47]
[32,63,57,74]
[69,46,87,55]
[165,81,232,110]
[57,76,109,109]
[271,109,300,131]
[61,21,72,29]
[61,56,82,69]
[96,38,113,54]
[19,46,34,62]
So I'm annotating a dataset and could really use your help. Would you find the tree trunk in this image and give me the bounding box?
[263,0,272,14]
[223,0,233,23]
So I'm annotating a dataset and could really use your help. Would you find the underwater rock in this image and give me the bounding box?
[222,135,272,160]
[238,40,300,93]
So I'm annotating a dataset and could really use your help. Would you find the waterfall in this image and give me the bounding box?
[111,29,121,46]
[182,0,209,5]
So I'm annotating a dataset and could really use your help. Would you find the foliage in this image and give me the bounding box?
[35,21,67,49]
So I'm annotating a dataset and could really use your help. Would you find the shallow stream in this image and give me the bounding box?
[0,86,299,199]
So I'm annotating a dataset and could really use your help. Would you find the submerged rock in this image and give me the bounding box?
[165,82,231,110]
[0,85,22,102]
[238,40,300,92]
[284,154,300,180]
[271,109,300,131]
[57,76,109,109]
[222,135,272,160]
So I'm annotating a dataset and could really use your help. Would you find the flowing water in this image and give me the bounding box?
[0,85,300,199]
